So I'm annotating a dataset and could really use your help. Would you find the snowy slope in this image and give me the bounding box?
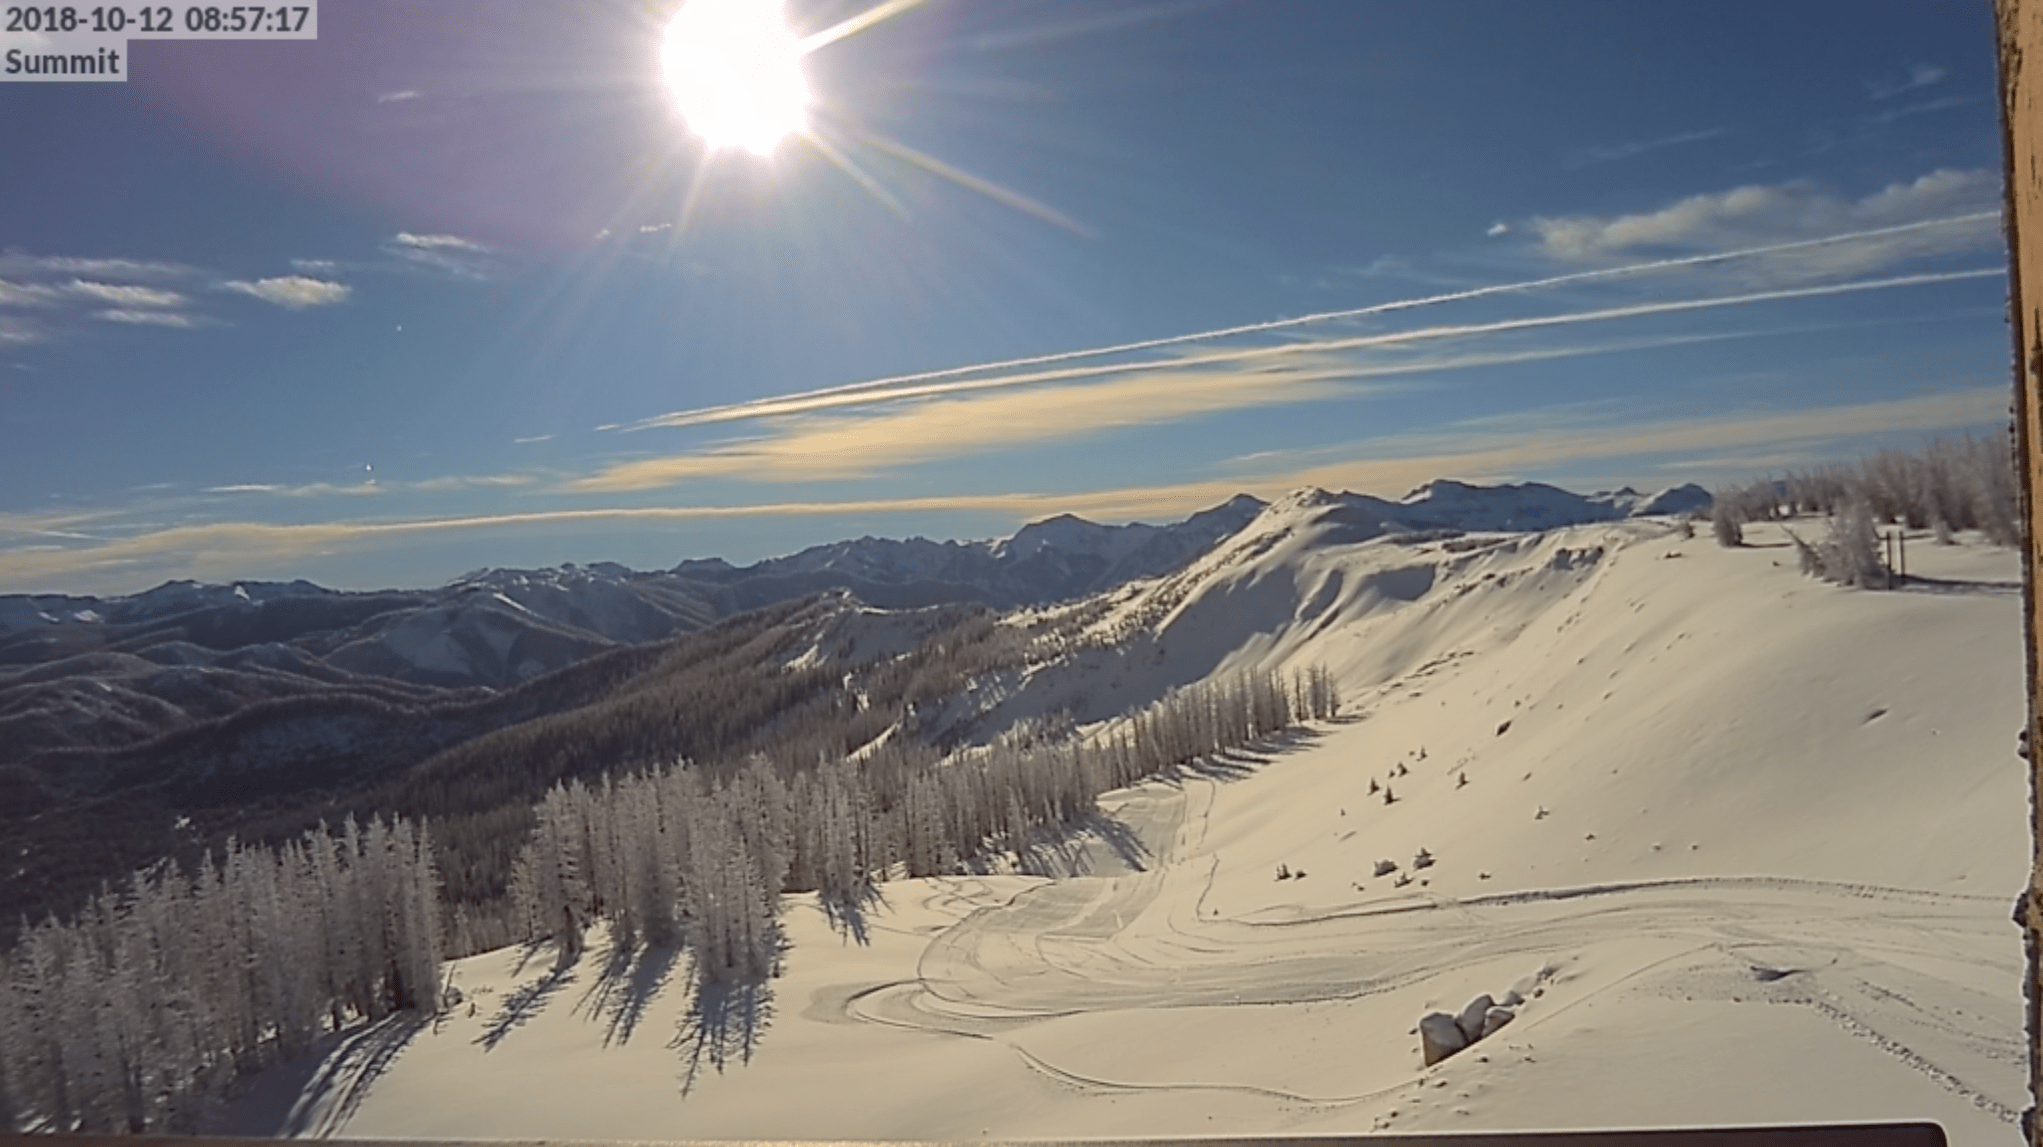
[214,495,2026,1144]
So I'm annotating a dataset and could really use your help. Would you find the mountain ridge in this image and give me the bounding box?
[0,477,1713,938]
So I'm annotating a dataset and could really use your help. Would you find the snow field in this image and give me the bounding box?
[216,515,2030,1144]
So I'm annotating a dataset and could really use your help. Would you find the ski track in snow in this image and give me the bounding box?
[822,768,2021,1123]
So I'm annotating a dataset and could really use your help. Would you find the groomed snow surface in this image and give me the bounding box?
[213,518,2028,1143]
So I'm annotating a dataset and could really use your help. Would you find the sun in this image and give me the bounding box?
[660,0,812,156]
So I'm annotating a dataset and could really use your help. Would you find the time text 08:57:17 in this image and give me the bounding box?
[5,5,311,37]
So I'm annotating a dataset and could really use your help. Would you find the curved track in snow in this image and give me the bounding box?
[830,773,2022,1124]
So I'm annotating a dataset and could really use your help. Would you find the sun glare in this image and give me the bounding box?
[660,0,811,156]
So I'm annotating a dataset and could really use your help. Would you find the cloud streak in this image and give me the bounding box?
[1869,63,1946,100]
[570,360,1364,491]
[1530,169,2000,280]
[0,252,354,340]
[619,264,2003,438]
[67,281,186,308]
[202,473,537,498]
[1864,96,1974,126]
[573,326,1833,494]
[384,232,495,279]
[223,276,351,309]
[1566,127,1726,167]
[616,209,1999,435]
[94,309,204,328]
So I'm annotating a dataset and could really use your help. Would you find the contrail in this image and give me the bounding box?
[612,210,2000,432]
[627,266,2006,430]
[799,0,932,52]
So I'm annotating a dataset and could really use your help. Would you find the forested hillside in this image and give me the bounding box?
[0,655,1336,1133]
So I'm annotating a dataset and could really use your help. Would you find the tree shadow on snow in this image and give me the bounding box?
[1160,725,1332,786]
[261,1012,425,1137]
[1011,809,1152,876]
[819,881,888,946]
[669,962,777,1096]
[475,959,575,1052]
[575,938,681,1048]
[1893,574,2022,596]
[1070,809,1151,871]
[507,938,553,978]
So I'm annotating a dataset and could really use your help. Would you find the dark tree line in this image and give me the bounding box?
[0,818,443,1133]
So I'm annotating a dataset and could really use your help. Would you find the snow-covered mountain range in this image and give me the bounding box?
[0,480,1705,690]
[0,477,1708,943]
[184,476,2021,1143]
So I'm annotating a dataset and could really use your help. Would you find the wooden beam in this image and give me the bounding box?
[1997,0,2043,1142]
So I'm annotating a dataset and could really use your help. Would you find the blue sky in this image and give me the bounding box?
[0,0,2014,595]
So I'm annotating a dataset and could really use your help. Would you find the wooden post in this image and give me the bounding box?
[1995,1,2043,1141]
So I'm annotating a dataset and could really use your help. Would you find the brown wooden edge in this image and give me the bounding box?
[2001,0,2043,1142]
[0,1128,1954,1147]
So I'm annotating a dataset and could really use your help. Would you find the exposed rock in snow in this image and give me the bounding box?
[1419,1012,1468,1066]
[1456,994,1496,1043]
[1480,1005,1517,1040]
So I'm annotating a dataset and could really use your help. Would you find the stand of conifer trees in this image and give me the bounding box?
[506,664,1340,980]
[0,662,1337,1132]
[0,818,443,1133]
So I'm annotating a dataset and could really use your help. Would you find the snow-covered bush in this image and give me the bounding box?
[1710,500,1742,547]
[1787,500,1890,589]
[1827,500,1888,588]
[1710,432,2017,548]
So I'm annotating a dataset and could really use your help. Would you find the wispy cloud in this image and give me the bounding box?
[203,472,533,498]
[1565,127,1726,168]
[206,480,382,497]
[1864,96,1974,126]
[391,232,483,252]
[411,473,538,492]
[223,276,351,309]
[0,281,65,307]
[384,232,495,279]
[1652,449,1833,473]
[0,504,131,541]
[1869,63,1946,100]
[1019,386,2015,523]
[1529,169,2000,280]
[617,264,2001,441]
[68,281,187,308]
[0,255,193,281]
[1282,387,2009,496]
[0,496,1059,590]
[615,211,1999,438]
[94,309,204,328]
[0,252,354,341]
[377,89,421,103]
[564,263,1997,497]
[570,359,1359,491]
